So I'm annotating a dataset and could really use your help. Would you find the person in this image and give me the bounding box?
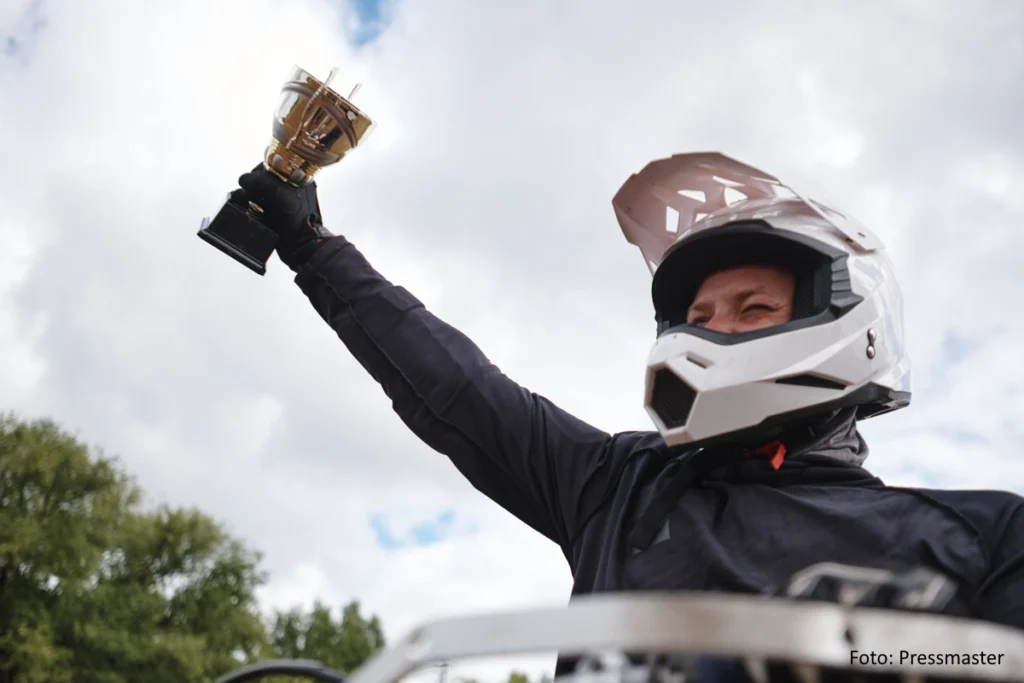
[229,151,1024,675]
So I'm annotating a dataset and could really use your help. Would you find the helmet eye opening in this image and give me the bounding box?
[652,222,859,341]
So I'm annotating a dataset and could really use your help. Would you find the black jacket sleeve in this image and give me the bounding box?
[293,236,616,551]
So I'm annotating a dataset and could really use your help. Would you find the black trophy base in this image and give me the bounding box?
[198,193,279,276]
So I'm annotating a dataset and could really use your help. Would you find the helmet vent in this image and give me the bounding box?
[685,354,710,369]
[723,187,748,205]
[775,374,849,391]
[650,369,697,429]
[665,205,680,233]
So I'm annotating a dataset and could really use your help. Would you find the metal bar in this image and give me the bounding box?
[346,593,1024,683]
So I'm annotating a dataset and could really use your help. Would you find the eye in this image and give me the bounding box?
[687,316,709,327]
[742,303,776,315]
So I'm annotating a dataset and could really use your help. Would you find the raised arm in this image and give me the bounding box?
[293,236,615,549]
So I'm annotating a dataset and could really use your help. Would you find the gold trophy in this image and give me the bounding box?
[198,66,374,275]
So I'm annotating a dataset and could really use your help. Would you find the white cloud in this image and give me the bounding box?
[1,0,1022,679]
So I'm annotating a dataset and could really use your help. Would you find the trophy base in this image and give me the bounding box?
[198,193,279,276]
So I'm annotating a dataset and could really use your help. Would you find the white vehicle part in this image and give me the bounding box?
[346,593,1024,683]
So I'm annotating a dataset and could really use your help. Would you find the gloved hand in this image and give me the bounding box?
[237,164,335,272]
[781,562,967,616]
[750,563,973,683]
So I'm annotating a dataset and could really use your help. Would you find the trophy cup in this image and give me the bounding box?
[198,66,374,275]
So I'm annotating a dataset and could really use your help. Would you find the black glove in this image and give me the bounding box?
[782,562,968,615]
[761,564,979,683]
[237,165,335,272]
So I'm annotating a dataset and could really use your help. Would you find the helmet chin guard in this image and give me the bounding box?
[613,152,910,450]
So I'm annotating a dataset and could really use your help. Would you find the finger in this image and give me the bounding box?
[237,172,258,193]
[238,167,277,195]
[297,182,320,212]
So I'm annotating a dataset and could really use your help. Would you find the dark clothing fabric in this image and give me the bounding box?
[295,236,1024,660]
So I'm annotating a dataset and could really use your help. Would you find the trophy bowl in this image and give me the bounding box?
[197,66,374,275]
[265,65,375,186]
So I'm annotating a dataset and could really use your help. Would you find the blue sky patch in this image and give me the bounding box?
[370,508,463,550]
[350,0,385,24]
[347,0,392,46]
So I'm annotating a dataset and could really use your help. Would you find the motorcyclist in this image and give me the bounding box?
[227,151,1024,678]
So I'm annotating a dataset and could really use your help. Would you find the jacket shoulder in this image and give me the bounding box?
[894,486,1024,547]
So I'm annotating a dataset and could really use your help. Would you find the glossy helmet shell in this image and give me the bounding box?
[613,152,910,450]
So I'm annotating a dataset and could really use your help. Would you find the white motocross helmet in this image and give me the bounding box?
[613,152,911,450]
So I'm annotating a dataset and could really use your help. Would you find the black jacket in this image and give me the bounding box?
[294,236,1024,646]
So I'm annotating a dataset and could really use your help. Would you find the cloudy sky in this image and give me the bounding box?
[1,0,1022,678]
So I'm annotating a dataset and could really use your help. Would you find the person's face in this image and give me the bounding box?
[686,264,795,334]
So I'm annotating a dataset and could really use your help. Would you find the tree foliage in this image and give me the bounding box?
[269,600,385,674]
[458,671,553,683]
[0,414,386,683]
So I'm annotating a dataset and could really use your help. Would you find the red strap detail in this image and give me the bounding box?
[745,440,787,470]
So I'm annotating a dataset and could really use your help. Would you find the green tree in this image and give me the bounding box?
[268,599,385,674]
[0,414,268,683]
[457,670,553,683]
